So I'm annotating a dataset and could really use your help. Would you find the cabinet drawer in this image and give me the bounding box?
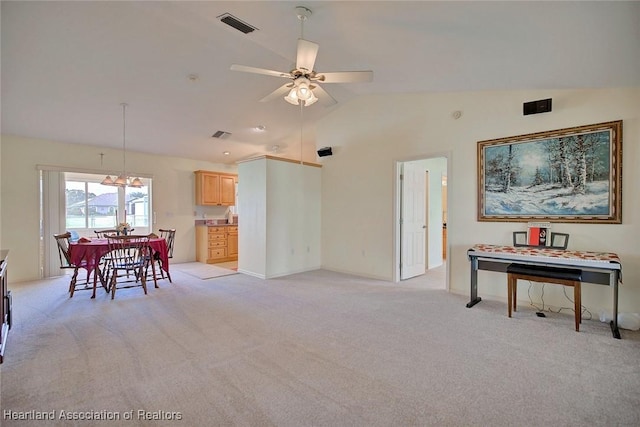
[208,240,226,248]
[208,233,226,242]
[208,248,226,259]
[208,226,227,234]
[227,226,238,234]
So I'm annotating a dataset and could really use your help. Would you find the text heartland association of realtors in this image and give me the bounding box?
[3,409,183,421]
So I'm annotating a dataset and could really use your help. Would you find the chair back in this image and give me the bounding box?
[159,229,176,258]
[53,232,73,268]
[94,229,118,238]
[106,235,150,270]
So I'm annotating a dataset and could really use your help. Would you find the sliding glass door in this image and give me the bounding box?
[41,169,153,279]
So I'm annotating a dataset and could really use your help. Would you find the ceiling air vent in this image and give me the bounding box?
[217,13,258,34]
[212,130,232,139]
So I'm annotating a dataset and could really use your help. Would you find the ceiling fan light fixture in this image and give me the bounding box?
[295,78,313,101]
[303,91,318,106]
[284,88,299,105]
[230,5,370,108]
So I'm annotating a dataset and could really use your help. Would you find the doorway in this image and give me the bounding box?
[395,156,448,289]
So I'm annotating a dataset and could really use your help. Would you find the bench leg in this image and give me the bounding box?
[512,278,517,312]
[574,282,581,332]
[507,275,513,318]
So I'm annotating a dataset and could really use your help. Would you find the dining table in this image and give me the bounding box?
[69,237,170,297]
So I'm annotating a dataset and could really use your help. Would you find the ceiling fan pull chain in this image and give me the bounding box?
[300,101,304,164]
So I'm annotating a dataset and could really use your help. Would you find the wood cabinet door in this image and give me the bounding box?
[219,175,236,206]
[227,231,238,257]
[195,171,237,206]
[202,173,221,205]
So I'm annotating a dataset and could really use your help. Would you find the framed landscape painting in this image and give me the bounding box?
[477,120,622,223]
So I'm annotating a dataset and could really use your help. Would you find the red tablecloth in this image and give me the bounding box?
[69,238,169,275]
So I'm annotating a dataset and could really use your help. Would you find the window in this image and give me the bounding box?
[64,172,151,237]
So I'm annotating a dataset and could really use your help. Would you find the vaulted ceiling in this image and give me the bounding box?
[2,1,639,164]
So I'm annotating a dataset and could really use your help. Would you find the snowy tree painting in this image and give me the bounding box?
[478,121,622,223]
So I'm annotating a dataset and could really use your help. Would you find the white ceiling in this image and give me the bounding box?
[2,1,639,165]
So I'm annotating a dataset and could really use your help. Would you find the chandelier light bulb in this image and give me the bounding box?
[129,177,144,187]
[114,174,128,187]
[101,175,115,186]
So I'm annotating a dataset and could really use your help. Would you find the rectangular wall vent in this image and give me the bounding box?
[217,13,258,34]
[212,130,232,139]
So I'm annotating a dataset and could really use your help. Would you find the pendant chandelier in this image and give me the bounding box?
[101,103,143,188]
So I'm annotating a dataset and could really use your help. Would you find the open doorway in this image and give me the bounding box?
[395,156,448,289]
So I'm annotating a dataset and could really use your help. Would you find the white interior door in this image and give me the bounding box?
[401,161,426,280]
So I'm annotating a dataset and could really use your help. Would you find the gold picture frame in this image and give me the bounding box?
[477,120,622,223]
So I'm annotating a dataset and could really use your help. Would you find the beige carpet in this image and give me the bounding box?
[170,262,237,279]
[2,269,639,426]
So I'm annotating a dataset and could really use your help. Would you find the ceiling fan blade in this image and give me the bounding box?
[311,84,337,107]
[230,64,291,79]
[259,83,294,103]
[296,39,319,73]
[316,71,373,83]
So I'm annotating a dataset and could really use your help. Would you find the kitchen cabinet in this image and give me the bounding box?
[227,226,238,258]
[194,170,237,206]
[196,225,238,264]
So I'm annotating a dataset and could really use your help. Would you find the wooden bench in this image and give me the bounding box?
[506,264,582,331]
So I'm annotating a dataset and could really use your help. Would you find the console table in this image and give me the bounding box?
[1,250,10,362]
[467,244,622,338]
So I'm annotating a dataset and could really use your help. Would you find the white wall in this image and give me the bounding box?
[237,159,267,277]
[266,159,321,278]
[238,157,321,279]
[0,134,237,282]
[318,87,640,313]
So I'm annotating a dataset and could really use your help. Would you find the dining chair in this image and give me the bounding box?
[93,229,120,283]
[155,228,175,283]
[105,235,153,299]
[94,229,118,238]
[53,232,98,297]
[94,228,135,238]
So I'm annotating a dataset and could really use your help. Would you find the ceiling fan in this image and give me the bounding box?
[230,6,373,107]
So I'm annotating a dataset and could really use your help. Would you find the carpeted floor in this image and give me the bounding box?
[1,268,639,426]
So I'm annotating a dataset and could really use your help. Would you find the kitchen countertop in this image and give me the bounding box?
[195,220,238,226]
